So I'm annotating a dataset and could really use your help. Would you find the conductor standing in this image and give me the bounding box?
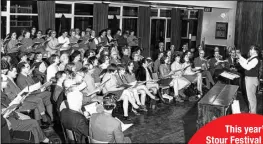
[237,45,260,114]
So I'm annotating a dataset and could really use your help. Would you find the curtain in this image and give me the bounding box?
[93,3,108,36]
[37,1,55,31]
[171,8,182,51]
[196,10,204,48]
[137,6,151,57]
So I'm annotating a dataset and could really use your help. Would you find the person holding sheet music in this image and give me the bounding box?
[46,54,60,82]
[6,32,20,54]
[20,31,34,53]
[69,29,79,48]
[181,52,203,97]
[89,93,132,143]
[170,53,191,102]
[136,58,165,103]
[32,30,46,53]
[4,65,50,124]
[46,30,59,55]
[1,74,52,143]
[209,50,226,78]
[58,30,70,51]
[127,30,138,47]
[16,62,54,123]
[31,53,48,83]
[125,61,160,106]
[98,29,109,47]
[102,64,140,121]
[106,28,114,43]
[194,50,215,89]
[237,45,260,114]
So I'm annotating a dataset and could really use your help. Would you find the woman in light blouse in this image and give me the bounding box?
[46,30,59,55]
[159,55,171,79]
[170,53,191,102]
[7,32,20,53]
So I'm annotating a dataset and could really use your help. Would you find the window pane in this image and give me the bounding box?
[108,7,120,15]
[10,16,38,33]
[151,9,158,17]
[160,9,171,17]
[1,17,7,38]
[123,7,138,17]
[181,20,188,37]
[55,18,71,34]
[75,4,93,15]
[166,19,171,38]
[75,17,93,31]
[190,10,198,19]
[1,0,7,11]
[56,4,71,14]
[122,18,137,32]
[10,0,37,13]
[181,9,188,19]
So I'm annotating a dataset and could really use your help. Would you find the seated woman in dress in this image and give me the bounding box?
[181,52,203,97]
[170,53,191,102]
[125,61,159,109]
[101,64,140,121]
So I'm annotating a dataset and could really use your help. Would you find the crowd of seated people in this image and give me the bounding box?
[1,25,262,144]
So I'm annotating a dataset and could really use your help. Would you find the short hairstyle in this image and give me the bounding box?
[103,93,117,110]
[160,55,168,64]
[17,62,28,73]
[55,71,65,81]
[18,52,27,60]
[250,45,260,55]
[70,51,81,62]
[99,55,109,64]
[1,60,10,70]
[49,54,58,64]
[88,56,98,65]
[99,29,106,36]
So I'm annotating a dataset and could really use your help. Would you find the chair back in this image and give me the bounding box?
[61,123,78,144]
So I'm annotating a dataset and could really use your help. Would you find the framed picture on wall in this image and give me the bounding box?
[215,22,228,39]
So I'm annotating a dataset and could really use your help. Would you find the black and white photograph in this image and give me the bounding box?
[1,0,262,143]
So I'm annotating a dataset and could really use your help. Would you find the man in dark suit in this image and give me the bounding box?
[60,91,89,143]
[4,66,49,123]
[16,62,54,122]
[208,51,226,78]
[194,50,215,89]
[152,42,164,61]
[89,93,131,143]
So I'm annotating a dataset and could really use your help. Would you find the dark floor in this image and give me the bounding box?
[122,91,263,143]
[49,89,263,143]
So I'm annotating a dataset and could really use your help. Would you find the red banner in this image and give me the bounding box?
[189,114,263,144]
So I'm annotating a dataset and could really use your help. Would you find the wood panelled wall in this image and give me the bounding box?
[235,1,263,54]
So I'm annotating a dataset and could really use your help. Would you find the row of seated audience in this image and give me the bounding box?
[1,26,263,143]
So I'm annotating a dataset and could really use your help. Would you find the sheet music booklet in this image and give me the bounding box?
[220,71,240,80]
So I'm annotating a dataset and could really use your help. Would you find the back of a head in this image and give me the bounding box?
[103,93,116,110]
